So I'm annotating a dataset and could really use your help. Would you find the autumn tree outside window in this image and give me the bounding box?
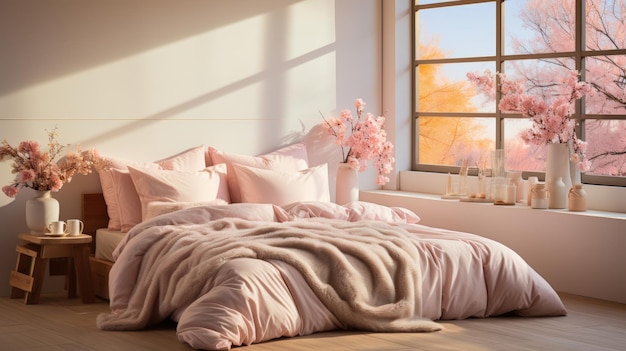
[413,0,626,186]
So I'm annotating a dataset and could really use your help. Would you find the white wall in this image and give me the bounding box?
[0,0,384,297]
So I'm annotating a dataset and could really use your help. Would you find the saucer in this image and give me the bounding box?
[45,232,68,237]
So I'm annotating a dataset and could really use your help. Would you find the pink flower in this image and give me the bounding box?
[355,98,366,114]
[19,169,36,183]
[578,159,591,172]
[17,141,40,155]
[2,185,18,198]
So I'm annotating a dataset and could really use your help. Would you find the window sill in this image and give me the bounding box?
[396,171,626,215]
[362,189,626,221]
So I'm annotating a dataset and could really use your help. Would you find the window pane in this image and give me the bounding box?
[585,119,626,176]
[585,55,626,115]
[416,2,495,59]
[504,0,575,55]
[585,0,626,50]
[503,58,575,82]
[502,58,576,114]
[504,118,547,172]
[418,116,495,166]
[417,62,496,113]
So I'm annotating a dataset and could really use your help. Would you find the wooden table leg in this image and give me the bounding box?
[72,244,95,303]
[66,257,77,299]
[26,256,47,305]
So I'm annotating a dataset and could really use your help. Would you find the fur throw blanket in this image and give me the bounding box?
[97,216,441,332]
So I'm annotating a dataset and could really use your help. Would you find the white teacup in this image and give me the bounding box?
[47,221,67,234]
[67,219,84,236]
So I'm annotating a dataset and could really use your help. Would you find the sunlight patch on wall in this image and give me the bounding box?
[0,0,337,122]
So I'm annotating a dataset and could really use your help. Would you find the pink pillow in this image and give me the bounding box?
[96,146,206,230]
[108,169,143,232]
[155,145,206,171]
[128,164,229,222]
[345,201,421,224]
[208,143,309,203]
[97,159,159,231]
[231,163,329,206]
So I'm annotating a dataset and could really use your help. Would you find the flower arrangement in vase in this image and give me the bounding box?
[467,69,592,172]
[0,127,99,197]
[0,127,99,233]
[321,98,395,185]
[468,69,593,209]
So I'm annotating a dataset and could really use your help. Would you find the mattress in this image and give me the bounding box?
[95,228,125,262]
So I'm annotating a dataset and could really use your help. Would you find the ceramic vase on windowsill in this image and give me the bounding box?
[545,142,573,209]
[25,190,60,234]
[335,163,359,205]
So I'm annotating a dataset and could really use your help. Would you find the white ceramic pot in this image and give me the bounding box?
[25,190,60,234]
[335,163,359,205]
[546,143,572,208]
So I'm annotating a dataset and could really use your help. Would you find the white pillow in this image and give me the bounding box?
[128,164,229,221]
[231,163,330,206]
[345,201,421,224]
[280,201,350,221]
[208,143,309,203]
[145,199,228,220]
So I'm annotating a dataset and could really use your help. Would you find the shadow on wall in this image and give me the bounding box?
[0,0,301,97]
[1,0,339,154]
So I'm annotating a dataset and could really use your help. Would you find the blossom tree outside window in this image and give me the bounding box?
[413,0,626,183]
[507,0,626,177]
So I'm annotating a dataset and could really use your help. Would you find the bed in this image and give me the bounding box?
[88,144,567,351]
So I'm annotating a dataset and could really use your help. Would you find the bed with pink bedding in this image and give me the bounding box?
[94,143,566,350]
[96,201,567,350]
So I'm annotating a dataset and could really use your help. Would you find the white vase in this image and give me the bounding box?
[547,176,567,209]
[25,190,60,234]
[546,142,572,208]
[335,163,359,205]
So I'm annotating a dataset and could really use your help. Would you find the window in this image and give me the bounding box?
[413,0,626,186]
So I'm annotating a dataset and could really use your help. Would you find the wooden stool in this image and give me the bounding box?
[9,233,95,304]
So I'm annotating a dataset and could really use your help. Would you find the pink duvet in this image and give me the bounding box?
[97,203,566,350]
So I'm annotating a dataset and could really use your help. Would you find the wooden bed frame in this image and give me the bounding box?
[81,193,113,300]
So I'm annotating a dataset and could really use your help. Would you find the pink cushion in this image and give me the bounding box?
[96,146,207,230]
[155,145,206,171]
[208,143,309,203]
[128,164,229,222]
[231,163,329,206]
[97,159,159,231]
[108,169,143,232]
[345,201,421,224]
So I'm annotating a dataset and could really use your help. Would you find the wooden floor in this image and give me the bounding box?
[0,292,625,351]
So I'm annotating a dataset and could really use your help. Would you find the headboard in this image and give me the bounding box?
[81,193,108,253]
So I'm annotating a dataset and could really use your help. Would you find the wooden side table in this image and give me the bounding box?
[9,233,96,304]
